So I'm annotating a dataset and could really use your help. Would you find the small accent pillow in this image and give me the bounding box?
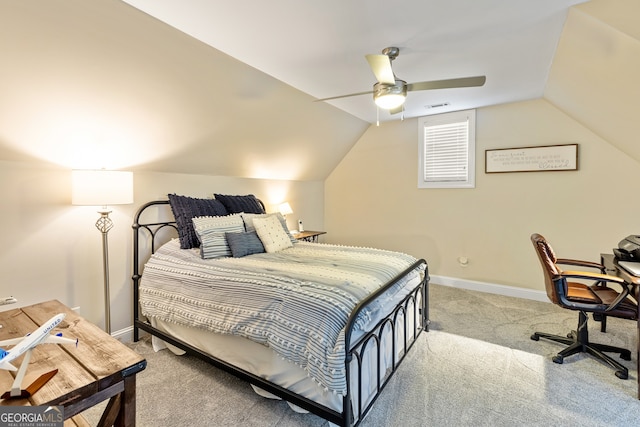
[253,215,294,253]
[214,194,265,214]
[241,213,297,244]
[226,231,265,258]
[168,194,229,249]
[192,215,244,259]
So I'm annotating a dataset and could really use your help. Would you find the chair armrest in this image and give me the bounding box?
[560,270,632,312]
[604,285,631,312]
[561,270,625,283]
[556,258,605,272]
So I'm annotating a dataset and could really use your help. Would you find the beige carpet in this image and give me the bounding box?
[83,284,640,426]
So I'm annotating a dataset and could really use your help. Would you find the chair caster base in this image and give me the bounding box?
[616,370,628,380]
[531,321,632,380]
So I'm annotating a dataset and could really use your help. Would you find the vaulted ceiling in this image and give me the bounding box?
[1,0,638,181]
[122,0,587,123]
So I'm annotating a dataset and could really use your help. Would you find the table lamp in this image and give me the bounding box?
[278,202,293,216]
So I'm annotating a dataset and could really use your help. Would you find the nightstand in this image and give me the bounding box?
[293,230,326,242]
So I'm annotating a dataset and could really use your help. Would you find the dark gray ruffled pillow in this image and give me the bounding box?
[168,194,229,249]
[214,194,265,214]
[226,231,265,258]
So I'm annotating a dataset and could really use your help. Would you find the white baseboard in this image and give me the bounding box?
[430,274,549,303]
[111,325,134,343]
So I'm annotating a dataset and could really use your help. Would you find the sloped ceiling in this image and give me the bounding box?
[1,0,637,180]
[545,0,640,164]
[0,0,368,180]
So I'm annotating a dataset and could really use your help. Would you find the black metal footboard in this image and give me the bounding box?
[344,259,429,426]
[132,200,429,427]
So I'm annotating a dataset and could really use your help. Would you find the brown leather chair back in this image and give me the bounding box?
[531,233,563,305]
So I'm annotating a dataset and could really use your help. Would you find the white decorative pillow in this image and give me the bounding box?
[241,212,297,244]
[252,214,294,253]
[192,214,244,259]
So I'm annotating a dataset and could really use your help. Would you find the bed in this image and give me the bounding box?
[132,196,429,426]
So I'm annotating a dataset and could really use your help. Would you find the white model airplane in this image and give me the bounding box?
[0,313,78,397]
[0,296,17,306]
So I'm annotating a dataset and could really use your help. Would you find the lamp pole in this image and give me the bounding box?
[96,209,114,334]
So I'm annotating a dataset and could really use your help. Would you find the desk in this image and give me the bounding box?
[0,300,146,426]
[600,254,640,399]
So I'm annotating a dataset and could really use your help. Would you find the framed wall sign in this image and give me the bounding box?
[485,143,578,173]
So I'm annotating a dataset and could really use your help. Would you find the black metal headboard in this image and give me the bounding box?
[131,200,178,341]
[130,197,267,341]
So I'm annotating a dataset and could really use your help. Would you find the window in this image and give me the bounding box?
[418,109,476,189]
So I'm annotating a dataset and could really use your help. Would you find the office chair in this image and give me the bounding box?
[530,233,637,379]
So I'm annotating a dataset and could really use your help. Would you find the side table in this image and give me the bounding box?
[293,230,326,243]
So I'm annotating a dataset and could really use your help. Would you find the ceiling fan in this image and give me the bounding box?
[316,47,486,114]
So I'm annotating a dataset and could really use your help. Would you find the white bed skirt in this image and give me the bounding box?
[151,318,345,411]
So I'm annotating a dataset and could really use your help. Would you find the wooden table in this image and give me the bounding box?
[601,254,640,399]
[0,300,146,426]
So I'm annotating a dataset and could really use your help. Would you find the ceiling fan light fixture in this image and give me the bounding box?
[375,94,405,109]
[373,80,406,110]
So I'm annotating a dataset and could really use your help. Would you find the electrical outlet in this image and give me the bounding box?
[457,256,469,267]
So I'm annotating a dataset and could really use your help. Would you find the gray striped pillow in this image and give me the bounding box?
[192,215,244,259]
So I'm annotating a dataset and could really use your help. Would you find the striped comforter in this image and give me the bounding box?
[139,239,424,395]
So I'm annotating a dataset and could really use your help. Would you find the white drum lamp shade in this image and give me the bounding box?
[72,170,133,207]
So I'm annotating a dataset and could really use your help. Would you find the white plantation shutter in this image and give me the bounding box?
[418,110,475,188]
[423,121,469,182]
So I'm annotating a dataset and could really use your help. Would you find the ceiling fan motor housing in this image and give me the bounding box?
[381,46,400,61]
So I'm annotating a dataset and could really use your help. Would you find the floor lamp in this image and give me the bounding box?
[72,170,133,334]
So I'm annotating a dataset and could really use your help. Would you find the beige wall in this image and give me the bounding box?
[5,97,638,334]
[0,164,322,335]
[325,98,640,291]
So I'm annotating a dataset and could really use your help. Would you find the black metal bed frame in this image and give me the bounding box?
[132,200,430,426]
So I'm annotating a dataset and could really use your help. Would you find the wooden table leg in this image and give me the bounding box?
[115,375,137,427]
[98,394,121,427]
[96,375,137,427]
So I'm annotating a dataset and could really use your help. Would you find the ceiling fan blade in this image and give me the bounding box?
[365,54,396,85]
[314,90,373,102]
[407,76,486,92]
